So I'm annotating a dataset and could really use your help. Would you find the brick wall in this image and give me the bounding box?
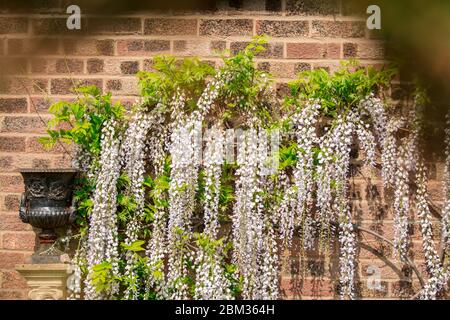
[0,0,445,299]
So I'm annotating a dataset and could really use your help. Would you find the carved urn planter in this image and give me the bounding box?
[19,169,78,262]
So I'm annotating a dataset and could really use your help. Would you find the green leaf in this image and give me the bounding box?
[121,240,146,252]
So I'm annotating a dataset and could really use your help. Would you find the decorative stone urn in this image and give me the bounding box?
[16,169,78,299]
[18,169,78,262]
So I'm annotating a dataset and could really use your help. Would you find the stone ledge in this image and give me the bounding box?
[15,263,71,300]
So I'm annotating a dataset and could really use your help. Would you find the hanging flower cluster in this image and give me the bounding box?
[166,115,203,299]
[202,127,225,238]
[85,120,122,299]
[392,143,412,262]
[416,164,442,274]
[233,128,279,299]
[325,113,358,299]
[416,113,450,299]
[278,103,320,248]
[193,127,233,299]
[120,111,154,299]
[362,96,415,263]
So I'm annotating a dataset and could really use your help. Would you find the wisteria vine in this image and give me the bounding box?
[42,38,450,300]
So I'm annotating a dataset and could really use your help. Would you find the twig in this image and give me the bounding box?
[18,78,72,157]
[355,224,425,287]
[330,220,425,288]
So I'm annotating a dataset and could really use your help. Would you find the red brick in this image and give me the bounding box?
[312,20,365,38]
[358,280,389,298]
[7,38,60,55]
[173,40,223,57]
[281,256,334,277]
[0,252,26,268]
[0,214,31,231]
[0,78,48,95]
[286,42,341,59]
[281,277,334,298]
[343,42,358,58]
[88,18,141,35]
[344,42,386,59]
[30,58,47,74]
[144,18,197,35]
[211,40,226,52]
[256,20,309,37]
[55,59,84,74]
[426,181,444,202]
[0,58,28,75]
[120,61,140,75]
[32,158,52,169]
[286,0,339,16]
[0,153,61,172]
[0,18,28,34]
[32,18,86,35]
[408,240,434,261]
[199,19,253,36]
[0,116,48,134]
[25,136,67,154]
[2,232,36,251]
[0,271,27,289]
[350,178,387,201]
[142,59,155,72]
[50,78,102,95]
[0,98,27,114]
[312,61,342,73]
[87,58,104,74]
[409,221,441,241]
[367,28,384,40]
[0,175,23,192]
[116,40,170,56]
[62,39,114,56]
[359,260,408,281]
[359,241,393,259]
[3,194,20,211]
[29,96,55,113]
[105,77,139,95]
[0,136,26,152]
[53,155,73,168]
[230,41,284,58]
[106,79,122,91]
[258,61,302,78]
[0,156,13,171]
[390,280,421,298]
[0,290,26,300]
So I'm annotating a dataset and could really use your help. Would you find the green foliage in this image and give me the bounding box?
[218,164,236,219]
[72,176,94,232]
[218,35,275,125]
[137,36,277,127]
[287,60,396,117]
[193,232,241,298]
[121,240,146,253]
[39,85,125,157]
[91,261,116,294]
[278,142,299,171]
[138,55,215,111]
